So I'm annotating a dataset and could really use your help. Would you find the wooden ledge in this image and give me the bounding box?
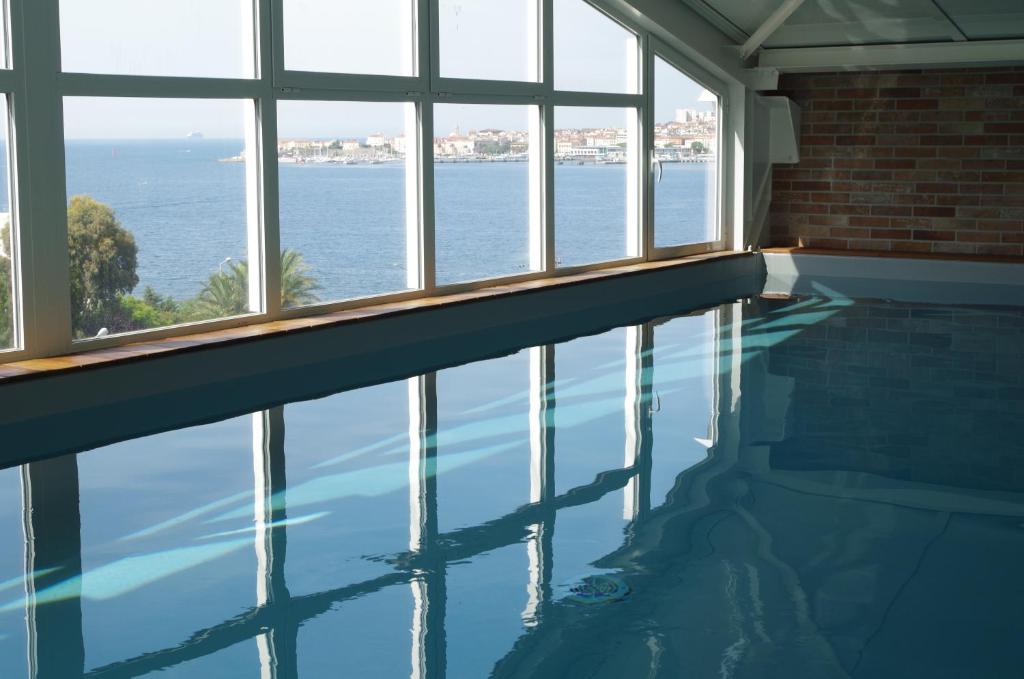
[763,246,1024,265]
[0,250,751,385]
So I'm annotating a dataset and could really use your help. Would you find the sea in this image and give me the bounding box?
[58,139,713,304]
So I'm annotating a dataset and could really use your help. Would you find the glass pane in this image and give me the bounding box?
[283,0,415,75]
[447,546,530,676]
[0,3,7,71]
[278,101,414,306]
[64,98,255,340]
[555,107,636,267]
[439,0,537,82]
[297,586,414,676]
[653,56,719,249]
[651,312,716,509]
[434,104,535,284]
[935,0,1024,40]
[75,416,258,670]
[0,97,13,350]
[282,381,412,597]
[554,0,637,93]
[59,0,253,78]
[552,327,628,493]
[765,0,962,47]
[437,352,531,532]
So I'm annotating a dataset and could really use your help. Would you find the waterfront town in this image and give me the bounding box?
[258,107,717,165]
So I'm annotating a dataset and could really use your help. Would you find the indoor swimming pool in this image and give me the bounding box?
[1,291,1023,678]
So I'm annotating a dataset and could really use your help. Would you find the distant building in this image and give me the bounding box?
[564,146,603,158]
[435,135,476,157]
[675,108,697,124]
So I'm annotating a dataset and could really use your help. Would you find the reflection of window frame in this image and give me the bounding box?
[13,307,727,673]
[5,0,733,364]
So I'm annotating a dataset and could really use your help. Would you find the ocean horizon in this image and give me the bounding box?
[51,139,712,304]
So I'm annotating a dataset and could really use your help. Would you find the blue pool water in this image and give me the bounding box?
[1,292,1023,677]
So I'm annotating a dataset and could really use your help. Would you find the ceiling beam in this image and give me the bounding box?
[758,38,1024,72]
[924,0,968,41]
[740,0,808,60]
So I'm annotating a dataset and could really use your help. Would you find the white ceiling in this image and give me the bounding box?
[683,0,1024,47]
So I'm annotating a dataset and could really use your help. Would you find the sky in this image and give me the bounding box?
[58,0,710,139]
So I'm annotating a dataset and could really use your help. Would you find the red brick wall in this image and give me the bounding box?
[768,68,1024,257]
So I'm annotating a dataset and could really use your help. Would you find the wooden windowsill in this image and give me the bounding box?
[763,246,1024,265]
[0,250,751,386]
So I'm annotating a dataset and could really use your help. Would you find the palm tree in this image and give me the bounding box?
[280,248,321,308]
[194,249,321,318]
[194,259,249,318]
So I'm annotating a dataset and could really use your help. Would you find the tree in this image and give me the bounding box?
[119,286,180,329]
[690,141,706,155]
[280,249,321,308]
[193,259,249,319]
[67,195,139,337]
[192,249,321,319]
[0,222,11,347]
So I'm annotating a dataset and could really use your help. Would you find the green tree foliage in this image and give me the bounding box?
[690,141,706,155]
[194,259,249,319]
[280,249,321,308]
[193,249,321,319]
[119,286,180,329]
[0,222,12,347]
[475,139,511,156]
[1,195,324,341]
[67,195,139,337]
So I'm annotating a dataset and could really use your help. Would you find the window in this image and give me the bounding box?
[650,311,717,508]
[554,0,638,93]
[555,107,638,267]
[438,0,539,82]
[58,0,255,78]
[63,98,257,339]
[551,327,629,492]
[282,0,416,76]
[653,55,721,249]
[278,100,417,306]
[434,104,537,284]
[75,416,258,668]
[0,0,733,362]
[0,97,13,350]
[437,353,532,531]
[282,381,413,596]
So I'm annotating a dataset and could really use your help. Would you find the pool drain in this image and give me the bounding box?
[565,575,630,605]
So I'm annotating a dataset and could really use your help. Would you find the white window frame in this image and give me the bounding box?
[0,0,732,363]
[647,36,730,260]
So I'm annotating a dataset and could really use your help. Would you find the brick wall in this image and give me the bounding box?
[768,68,1024,257]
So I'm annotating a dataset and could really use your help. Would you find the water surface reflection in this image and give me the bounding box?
[3,297,1024,678]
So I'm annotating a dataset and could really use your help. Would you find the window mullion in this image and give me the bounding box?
[17,0,71,356]
[269,0,285,87]
[541,0,554,273]
[420,0,436,292]
[640,32,654,262]
[255,0,280,318]
[255,97,280,318]
[426,0,440,92]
